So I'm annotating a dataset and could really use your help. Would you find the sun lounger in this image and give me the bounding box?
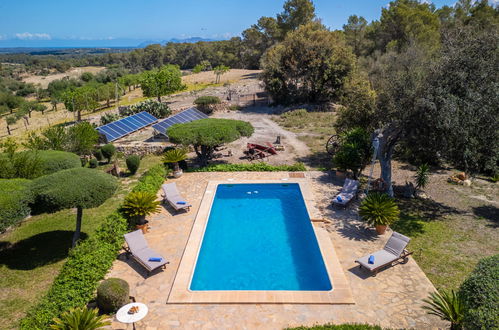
[124,230,169,275]
[162,183,192,212]
[332,178,359,207]
[355,231,413,276]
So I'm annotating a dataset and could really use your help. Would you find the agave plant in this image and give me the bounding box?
[422,290,464,330]
[51,307,110,330]
[122,191,161,224]
[162,148,188,173]
[415,163,430,190]
[359,192,400,228]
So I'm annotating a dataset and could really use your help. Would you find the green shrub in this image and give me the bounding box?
[96,278,129,313]
[0,151,43,179]
[93,148,104,161]
[0,179,33,232]
[120,99,171,118]
[415,163,430,190]
[100,144,116,163]
[30,168,118,215]
[286,324,382,330]
[194,95,221,107]
[459,254,499,329]
[332,128,371,179]
[37,150,81,175]
[359,192,400,227]
[51,307,110,330]
[187,162,307,172]
[132,164,167,193]
[125,155,140,174]
[89,158,98,168]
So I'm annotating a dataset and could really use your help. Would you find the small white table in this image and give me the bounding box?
[116,303,148,330]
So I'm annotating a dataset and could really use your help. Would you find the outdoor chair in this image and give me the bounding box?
[355,231,413,276]
[162,183,192,212]
[124,230,168,276]
[332,178,359,208]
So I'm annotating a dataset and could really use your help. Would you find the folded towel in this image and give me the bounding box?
[148,257,162,262]
[176,201,186,205]
[337,196,343,202]
[368,255,375,264]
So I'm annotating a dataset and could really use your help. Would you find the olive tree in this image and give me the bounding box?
[31,168,118,247]
[167,118,254,166]
[140,65,184,101]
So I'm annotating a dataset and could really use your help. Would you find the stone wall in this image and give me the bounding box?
[115,144,166,157]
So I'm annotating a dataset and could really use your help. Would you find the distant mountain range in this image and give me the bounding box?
[137,37,217,47]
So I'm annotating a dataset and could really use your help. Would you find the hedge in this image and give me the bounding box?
[459,254,499,329]
[19,212,128,329]
[286,324,382,330]
[187,162,307,172]
[20,165,167,329]
[0,179,33,232]
[37,150,81,175]
[132,164,167,193]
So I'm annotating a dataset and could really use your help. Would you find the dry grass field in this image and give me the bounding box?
[21,66,105,88]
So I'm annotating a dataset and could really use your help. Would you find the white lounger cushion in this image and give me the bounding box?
[356,250,399,271]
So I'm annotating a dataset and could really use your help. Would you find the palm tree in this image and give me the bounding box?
[359,192,400,234]
[51,307,110,330]
[162,148,188,177]
[422,290,464,330]
[122,191,161,225]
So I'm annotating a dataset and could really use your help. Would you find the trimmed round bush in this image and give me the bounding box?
[30,167,118,246]
[93,148,104,161]
[88,158,98,168]
[31,167,118,214]
[97,278,130,313]
[37,150,81,175]
[0,179,33,232]
[459,254,499,329]
[126,155,140,174]
[101,144,116,163]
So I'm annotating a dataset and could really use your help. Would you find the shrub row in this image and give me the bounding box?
[0,179,33,232]
[19,212,128,329]
[187,162,307,172]
[131,164,167,193]
[20,165,167,329]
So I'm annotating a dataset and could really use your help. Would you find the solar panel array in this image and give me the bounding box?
[152,107,208,136]
[97,111,158,142]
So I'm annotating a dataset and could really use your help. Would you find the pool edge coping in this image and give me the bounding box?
[167,179,355,304]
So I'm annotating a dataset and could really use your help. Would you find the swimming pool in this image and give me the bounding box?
[190,183,332,291]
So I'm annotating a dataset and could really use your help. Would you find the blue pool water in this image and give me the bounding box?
[190,183,332,291]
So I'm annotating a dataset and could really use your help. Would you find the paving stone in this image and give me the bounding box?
[108,172,448,329]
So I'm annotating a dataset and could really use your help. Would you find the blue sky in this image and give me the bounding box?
[0,0,458,47]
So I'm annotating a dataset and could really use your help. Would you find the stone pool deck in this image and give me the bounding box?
[108,171,447,330]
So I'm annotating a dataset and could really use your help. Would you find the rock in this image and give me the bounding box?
[463,179,472,186]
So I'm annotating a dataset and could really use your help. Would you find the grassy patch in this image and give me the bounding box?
[273,110,336,169]
[0,155,161,330]
[183,82,224,92]
[392,198,499,291]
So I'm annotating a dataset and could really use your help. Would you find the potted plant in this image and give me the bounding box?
[122,191,161,231]
[359,192,400,235]
[162,148,188,178]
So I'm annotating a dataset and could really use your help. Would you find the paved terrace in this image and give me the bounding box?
[108,171,446,330]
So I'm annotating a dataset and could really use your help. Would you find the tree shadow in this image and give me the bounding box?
[0,230,87,270]
[296,151,332,169]
[392,197,462,237]
[472,205,499,228]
